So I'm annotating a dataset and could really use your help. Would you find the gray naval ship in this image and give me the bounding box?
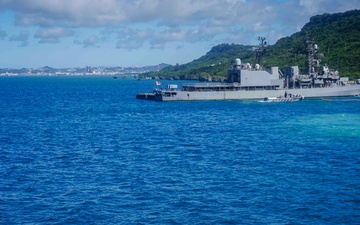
[137,38,360,101]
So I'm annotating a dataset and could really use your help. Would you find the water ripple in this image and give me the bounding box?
[0,77,359,224]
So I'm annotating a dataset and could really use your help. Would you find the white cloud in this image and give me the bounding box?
[116,39,143,49]
[9,30,29,46]
[115,27,153,49]
[0,0,360,47]
[300,0,327,15]
[252,22,265,32]
[74,35,100,47]
[0,0,286,27]
[34,27,73,43]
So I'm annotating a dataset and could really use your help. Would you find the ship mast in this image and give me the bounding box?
[305,37,318,75]
[255,36,268,65]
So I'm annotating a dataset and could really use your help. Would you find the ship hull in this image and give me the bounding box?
[154,85,360,101]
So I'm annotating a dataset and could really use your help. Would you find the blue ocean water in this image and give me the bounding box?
[0,76,359,224]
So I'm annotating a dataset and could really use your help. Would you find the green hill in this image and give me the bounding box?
[145,9,360,80]
[144,44,254,81]
[265,9,360,80]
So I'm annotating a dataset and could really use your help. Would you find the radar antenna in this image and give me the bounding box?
[255,37,268,65]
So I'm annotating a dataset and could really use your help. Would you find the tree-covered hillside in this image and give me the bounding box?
[144,44,254,81]
[145,9,360,80]
[265,9,360,80]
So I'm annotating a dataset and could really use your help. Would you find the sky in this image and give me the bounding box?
[0,0,359,68]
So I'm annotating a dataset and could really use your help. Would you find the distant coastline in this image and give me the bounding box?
[0,64,169,76]
[0,72,139,77]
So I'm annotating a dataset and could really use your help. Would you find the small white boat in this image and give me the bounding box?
[263,92,304,102]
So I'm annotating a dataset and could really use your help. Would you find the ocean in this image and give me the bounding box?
[0,76,359,224]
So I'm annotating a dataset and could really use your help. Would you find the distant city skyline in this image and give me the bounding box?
[0,63,169,76]
[0,0,359,68]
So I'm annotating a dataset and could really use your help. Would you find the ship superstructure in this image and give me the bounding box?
[286,37,344,89]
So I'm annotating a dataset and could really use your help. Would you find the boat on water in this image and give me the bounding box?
[136,38,360,101]
[263,92,304,102]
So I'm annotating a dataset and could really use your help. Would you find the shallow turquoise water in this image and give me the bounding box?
[0,76,359,224]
